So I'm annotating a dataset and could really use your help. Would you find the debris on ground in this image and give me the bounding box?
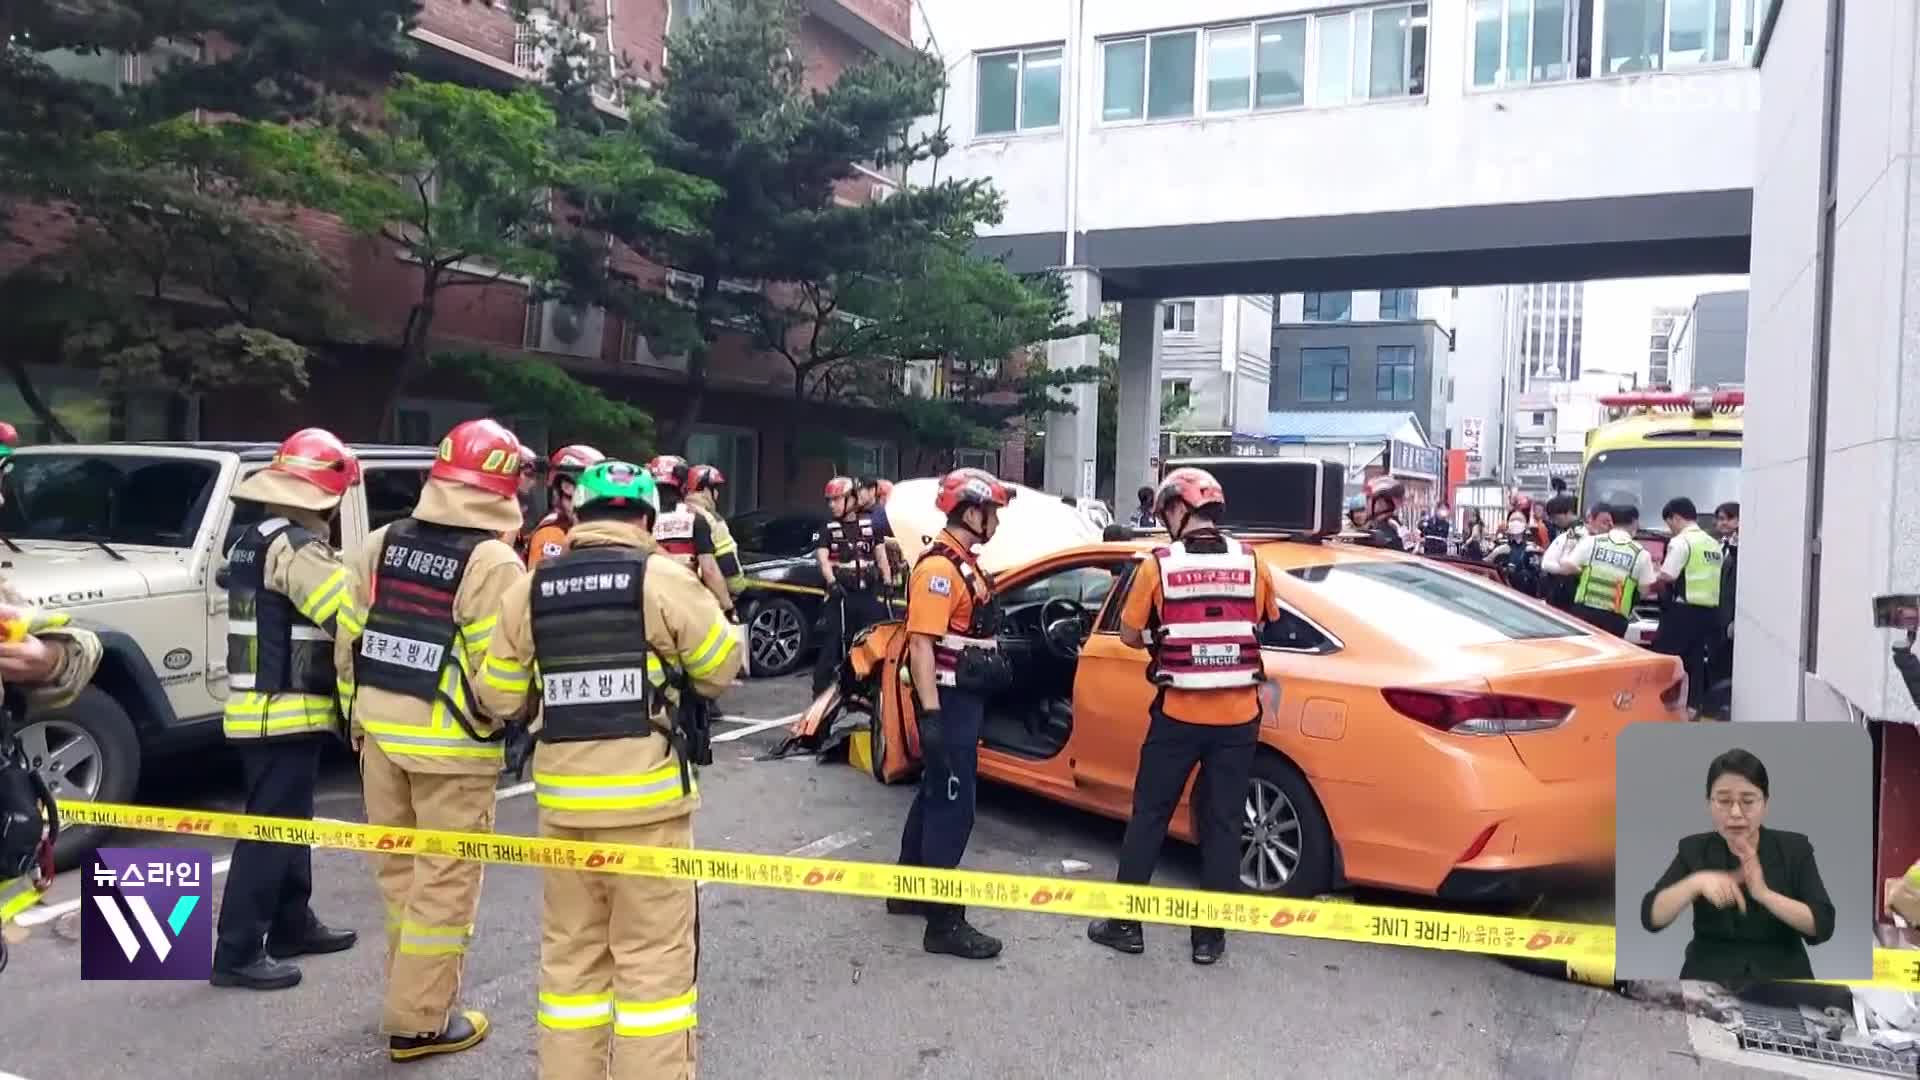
[1058,859,1091,875]
[1624,980,1743,1026]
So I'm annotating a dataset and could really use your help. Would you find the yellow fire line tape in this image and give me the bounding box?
[55,800,1920,990]
[744,580,828,597]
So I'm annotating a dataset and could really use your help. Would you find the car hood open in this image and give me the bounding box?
[884,478,1102,575]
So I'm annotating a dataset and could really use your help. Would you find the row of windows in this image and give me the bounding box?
[976,0,1755,137]
[1157,291,1420,333]
[1298,345,1417,404]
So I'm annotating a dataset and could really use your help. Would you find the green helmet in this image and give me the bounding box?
[572,460,658,514]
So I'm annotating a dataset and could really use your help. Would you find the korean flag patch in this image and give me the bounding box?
[543,542,564,557]
[928,575,952,597]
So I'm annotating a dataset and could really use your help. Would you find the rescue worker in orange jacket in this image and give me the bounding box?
[211,429,362,991]
[811,476,891,696]
[886,468,1014,961]
[527,445,607,569]
[334,419,529,1061]
[475,461,742,1080]
[645,456,735,619]
[1088,467,1283,966]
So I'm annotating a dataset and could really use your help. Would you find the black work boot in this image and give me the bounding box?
[267,920,358,960]
[1087,919,1145,955]
[1191,928,1227,966]
[210,951,302,991]
[886,898,928,917]
[923,906,1002,960]
[390,1009,490,1063]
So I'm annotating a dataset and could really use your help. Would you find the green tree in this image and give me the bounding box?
[430,350,656,457]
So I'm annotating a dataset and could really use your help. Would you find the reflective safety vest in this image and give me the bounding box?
[1149,535,1264,690]
[925,541,999,689]
[354,519,497,759]
[823,516,880,591]
[224,519,338,740]
[530,547,660,744]
[653,504,699,570]
[1575,534,1643,617]
[1678,525,1724,608]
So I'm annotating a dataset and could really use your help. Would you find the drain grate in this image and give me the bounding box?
[1737,1005,1920,1078]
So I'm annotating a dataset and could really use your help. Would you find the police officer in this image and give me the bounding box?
[0,419,103,933]
[1417,502,1454,556]
[210,429,363,990]
[527,445,607,569]
[475,461,741,1080]
[645,456,735,619]
[685,464,747,599]
[335,418,528,1061]
[1541,502,1607,613]
[811,476,891,696]
[1087,468,1283,966]
[1656,497,1726,718]
[887,468,1014,960]
[1559,503,1656,638]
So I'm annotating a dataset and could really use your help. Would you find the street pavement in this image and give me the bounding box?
[0,674,1801,1079]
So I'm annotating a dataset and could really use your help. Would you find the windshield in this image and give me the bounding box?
[1581,446,1740,535]
[0,453,220,548]
[1288,560,1579,645]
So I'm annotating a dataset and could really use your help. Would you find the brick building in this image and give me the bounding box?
[1,0,1017,514]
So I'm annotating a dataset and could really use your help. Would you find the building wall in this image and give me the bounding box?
[1741,0,1920,724]
[1268,321,1449,440]
[1674,289,1751,389]
[912,0,1761,239]
[1446,285,1509,475]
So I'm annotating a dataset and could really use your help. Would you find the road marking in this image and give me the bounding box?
[496,780,535,800]
[711,713,801,743]
[786,830,869,857]
[15,856,233,927]
[2,1070,38,1080]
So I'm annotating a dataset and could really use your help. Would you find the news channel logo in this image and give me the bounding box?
[80,848,212,981]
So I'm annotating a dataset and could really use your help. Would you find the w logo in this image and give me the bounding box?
[80,849,212,981]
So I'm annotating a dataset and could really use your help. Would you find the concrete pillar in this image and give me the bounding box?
[1114,298,1164,510]
[1041,268,1102,498]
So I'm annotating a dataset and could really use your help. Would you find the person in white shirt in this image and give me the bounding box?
[1560,503,1657,638]
[1656,497,1727,717]
[1540,498,1601,611]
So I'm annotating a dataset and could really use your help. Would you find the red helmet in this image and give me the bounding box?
[875,478,894,499]
[0,422,18,450]
[1154,467,1225,513]
[1507,491,1533,514]
[1366,475,1406,505]
[647,454,691,491]
[268,427,361,497]
[934,468,1015,514]
[431,418,523,498]
[550,444,604,476]
[689,464,726,494]
[823,476,855,499]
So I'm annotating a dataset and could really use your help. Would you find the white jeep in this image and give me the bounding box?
[1,441,442,862]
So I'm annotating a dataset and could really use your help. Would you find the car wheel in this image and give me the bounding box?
[18,687,142,870]
[1238,753,1333,897]
[747,598,809,678]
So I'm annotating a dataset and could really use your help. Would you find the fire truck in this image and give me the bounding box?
[1580,388,1743,646]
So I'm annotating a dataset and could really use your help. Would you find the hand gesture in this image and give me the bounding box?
[0,635,59,684]
[1727,832,1768,897]
[1693,870,1747,912]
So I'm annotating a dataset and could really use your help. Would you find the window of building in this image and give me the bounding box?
[843,436,899,485]
[1531,410,1548,425]
[1378,288,1418,320]
[1471,0,1580,87]
[1162,378,1193,414]
[1300,347,1351,403]
[1256,18,1309,108]
[975,46,1063,136]
[1147,31,1198,118]
[687,425,759,516]
[1101,38,1148,121]
[1375,345,1416,401]
[1665,0,1735,67]
[35,38,199,91]
[954,448,997,471]
[1162,300,1197,333]
[1303,291,1352,322]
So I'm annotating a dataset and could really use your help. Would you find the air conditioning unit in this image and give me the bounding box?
[898,359,939,399]
[526,298,605,359]
[624,323,688,373]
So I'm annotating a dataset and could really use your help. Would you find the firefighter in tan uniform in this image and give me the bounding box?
[0,423,104,932]
[475,461,742,1080]
[684,465,746,598]
[334,418,528,1061]
[212,429,362,991]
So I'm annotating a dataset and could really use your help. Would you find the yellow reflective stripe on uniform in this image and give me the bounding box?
[0,876,42,923]
[482,655,532,695]
[222,692,337,738]
[538,990,615,1030]
[396,920,474,956]
[363,719,505,759]
[298,569,350,628]
[336,604,365,639]
[460,615,498,664]
[613,988,697,1038]
[682,621,733,680]
[533,765,690,811]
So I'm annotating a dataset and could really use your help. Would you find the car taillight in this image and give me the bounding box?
[1381,688,1573,736]
[1661,674,1688,710]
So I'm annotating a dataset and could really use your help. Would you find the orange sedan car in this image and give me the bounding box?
[818,535,1687,900]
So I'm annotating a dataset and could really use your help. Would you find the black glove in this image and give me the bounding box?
[502,723,534,782]
[917,706,947,776]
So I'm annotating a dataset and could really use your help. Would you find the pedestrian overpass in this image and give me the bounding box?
[910,0,1760,500]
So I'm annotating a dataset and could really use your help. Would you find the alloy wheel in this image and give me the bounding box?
[1240,776,1302,892]
[750,604,804,672]
[18,718,106,802]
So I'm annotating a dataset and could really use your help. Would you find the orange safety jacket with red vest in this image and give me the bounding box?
[1148,534,1264,690]
[925,538,999,689]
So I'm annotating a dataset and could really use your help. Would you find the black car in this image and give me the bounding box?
[731,509,831,677]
